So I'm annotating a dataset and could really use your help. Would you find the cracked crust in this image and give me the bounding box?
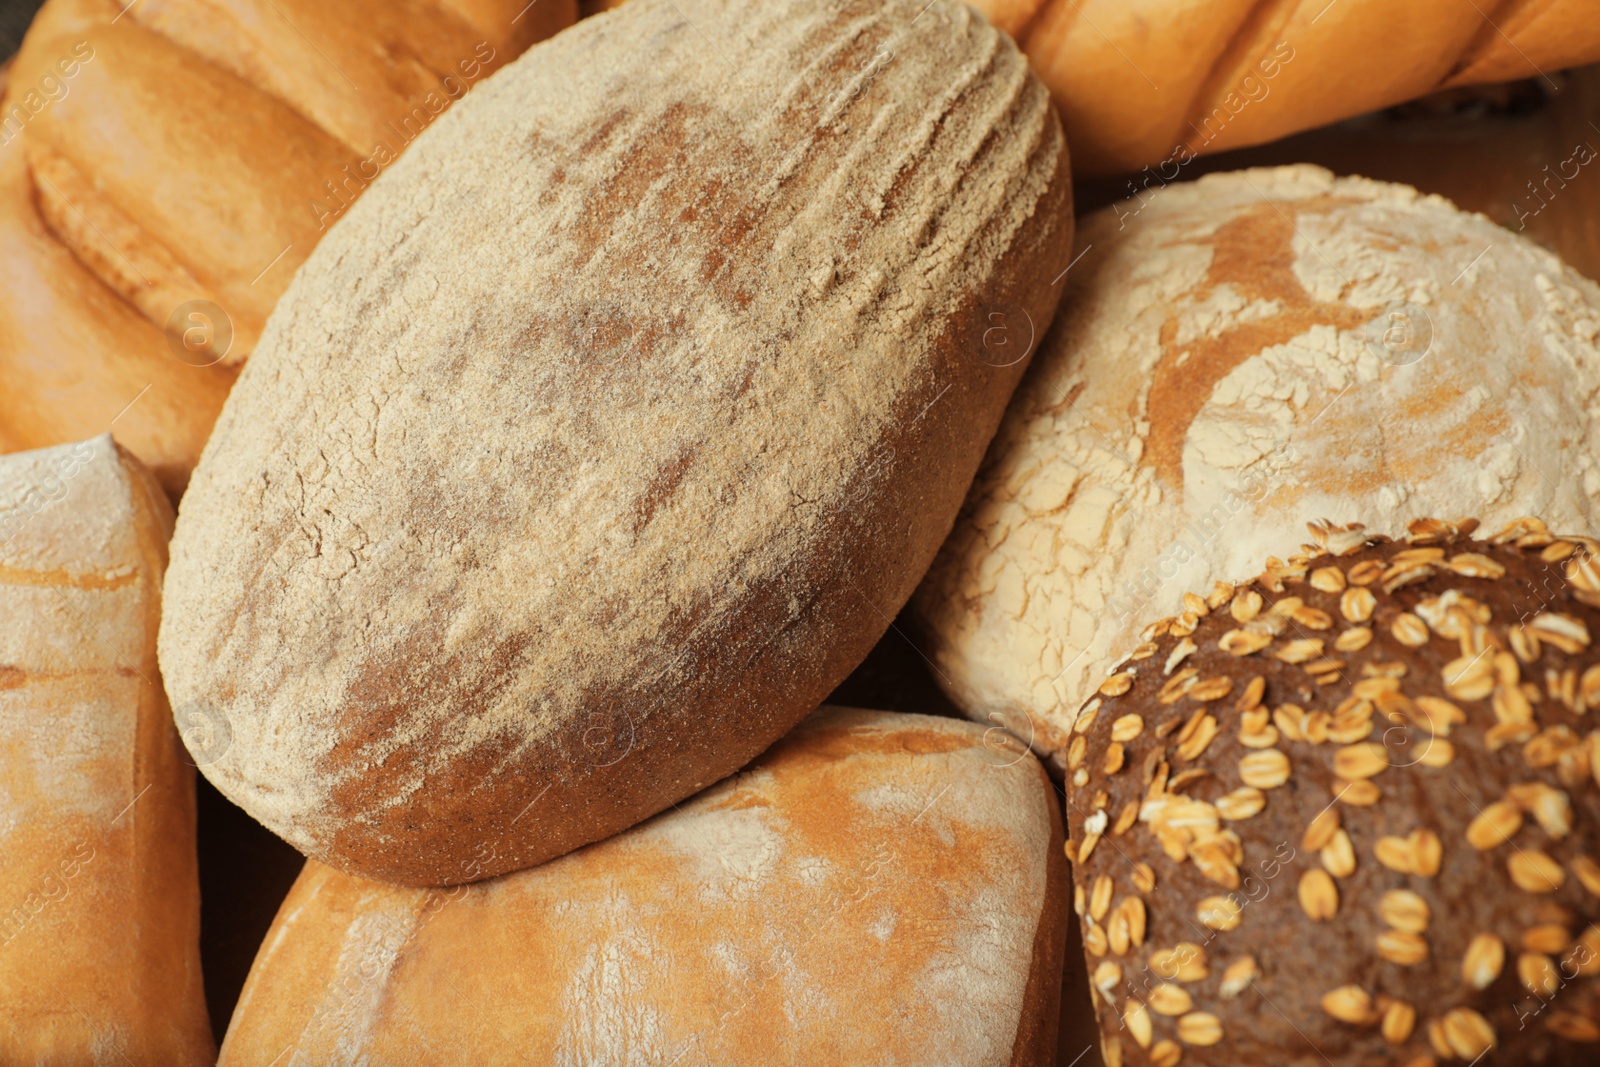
[913,165,1600,775]
[159,0,1074,886]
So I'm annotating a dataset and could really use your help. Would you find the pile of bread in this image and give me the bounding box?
[4,0,1600,1063]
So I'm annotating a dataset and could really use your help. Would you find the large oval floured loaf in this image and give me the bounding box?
[159,0,1073,885]
[913,165,1600,773]
[217,709,1069,1066]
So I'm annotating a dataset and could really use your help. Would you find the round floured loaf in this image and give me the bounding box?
[159,0,1073,885]
[217,708,1069,1065]
[914,164,1600,773]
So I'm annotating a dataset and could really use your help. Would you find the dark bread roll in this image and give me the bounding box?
[1066,516,1600,1066]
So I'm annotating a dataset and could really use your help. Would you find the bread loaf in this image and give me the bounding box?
[1156,67,1600,282]
[219,708,1069,1065]
[159,0,1073,886]
[1067,519,1600,1065]
[0,435,212,1064]
[0,0,572,496]
[968,0,1600,174]
[914,165,1600,773]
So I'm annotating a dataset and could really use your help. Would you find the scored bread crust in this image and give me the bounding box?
[159,0,1075,886]
[0,0,572,496]
[217,709,1068,1066]
[966,0,1600,174]
[0,436,212,1063]
[914,164,1600,774]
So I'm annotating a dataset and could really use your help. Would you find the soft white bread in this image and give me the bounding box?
[914,165,1600,771]
[0,435,211,1063]
[218,708,1070,1065]
[158,0,1073,885]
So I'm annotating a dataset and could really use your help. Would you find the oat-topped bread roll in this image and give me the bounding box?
[915,165,1600,773]
[0,436,211,1063]
[0,0,571,496]
[967,0,1600,174]
[218,708,1069,1065]
[159,0,1073,885]
[1067,518,1600,1066]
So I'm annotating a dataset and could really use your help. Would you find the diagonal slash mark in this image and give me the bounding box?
[512,0,543,23]
[1249,979,1339,1066]
[1309,0,1340,23]
[910,782,951,825]
[841,568,958,692]
[911,382,951,425]
[1451,244,1492,286]
[110,384,152,427]
[1307,381,1356,427]
[1064,0,1159,91]
[110,0,140,23]
[252,244,294,287]
[508,782,553,825]
[1461,0,1560,90]
[1050,243,1094,287]
[267,1,361,91]
[110,782,154,825]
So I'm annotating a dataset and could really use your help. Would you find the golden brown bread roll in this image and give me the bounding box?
[218,708,1070,1065]
[158,0,1074,886]
[966,0,1600,174]
[0,0,573,497]
[0,435,211,1064]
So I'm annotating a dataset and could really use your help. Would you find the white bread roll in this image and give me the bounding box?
[218,708,1069,1065]
[914,165,1600,771]
[0,435,212,1063]
[158,0,1072,885]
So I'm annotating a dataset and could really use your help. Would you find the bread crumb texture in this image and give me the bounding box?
[218,709,1063,1065]
[915,165,1600,771]
[159,0,1070,883]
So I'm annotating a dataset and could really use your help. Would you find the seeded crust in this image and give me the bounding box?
[913,166,1600,777]
[159,0,1073,885]
[1066,517,1600,1066]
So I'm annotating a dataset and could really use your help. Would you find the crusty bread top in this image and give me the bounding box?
[915,165,1600,769]
[160,0,1068,880]
[0,436,212,1066]
[218,709,1063,1066]
[970,0,1600,173]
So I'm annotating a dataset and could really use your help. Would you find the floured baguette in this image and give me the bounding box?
[914,165,1600,772]
[160,0,1074,885]
[218,708,1069,1066]
[0,436,211,1063]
